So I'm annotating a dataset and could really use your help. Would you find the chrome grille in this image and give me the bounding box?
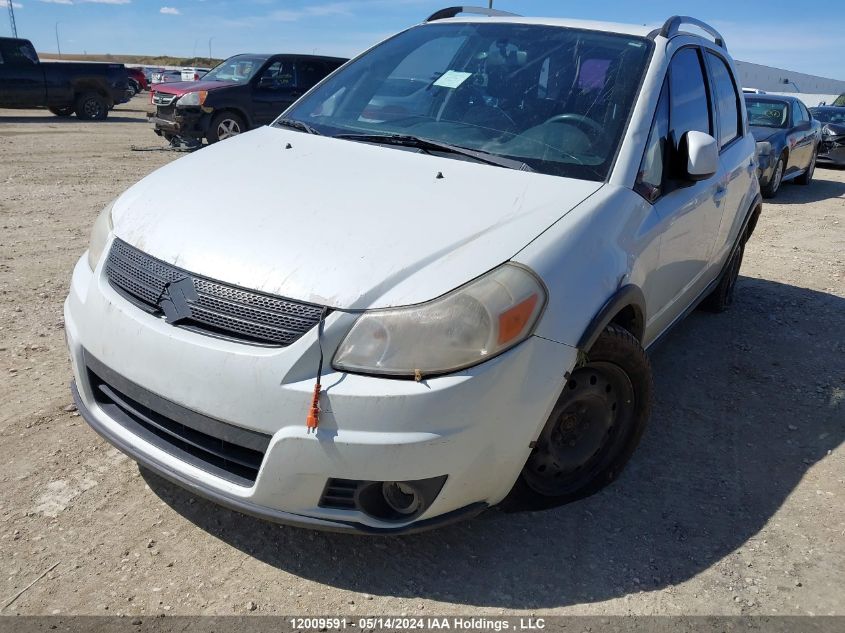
[152,92,178,106]
[105,239,324,346]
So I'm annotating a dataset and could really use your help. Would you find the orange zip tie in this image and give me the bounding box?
[306,308,328,433]
[306,380,321,431]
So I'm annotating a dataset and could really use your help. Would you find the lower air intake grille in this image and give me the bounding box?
[319,479,362,510]
[105,238,324,346]
[85,352,271,487]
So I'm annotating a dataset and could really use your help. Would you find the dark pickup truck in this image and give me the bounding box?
[0,37,131,120]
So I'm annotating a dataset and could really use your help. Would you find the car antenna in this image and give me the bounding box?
[306,308,329,432]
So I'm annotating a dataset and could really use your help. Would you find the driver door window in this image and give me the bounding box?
[259,61,296,90]
[792,104,804,127]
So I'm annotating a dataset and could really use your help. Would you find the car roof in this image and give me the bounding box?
[229,53,347,62]
[744,94,799,104]
[432,15,654,38]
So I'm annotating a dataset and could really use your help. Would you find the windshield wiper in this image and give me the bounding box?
[274,118,322,135]
[334,133,534,172]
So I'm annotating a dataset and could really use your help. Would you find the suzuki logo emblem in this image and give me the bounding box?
[158,277,198,324]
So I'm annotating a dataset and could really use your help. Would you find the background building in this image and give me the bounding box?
[735,60,845,106]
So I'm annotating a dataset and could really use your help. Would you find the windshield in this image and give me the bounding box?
[282,23,652,180]
[745,99,789,128]
[810,108,845,124]
[202,55,266,83]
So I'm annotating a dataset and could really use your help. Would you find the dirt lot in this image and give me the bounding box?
[0,97,843,617]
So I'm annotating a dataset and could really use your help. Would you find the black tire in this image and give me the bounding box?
[74,92,109,121]
[700,241,745,313]
[128,79,140,97]
[501,324,653,511]
[795,146,817,185]
[206,111,246,144]
[761,153,785,198]
[48,106,74,117]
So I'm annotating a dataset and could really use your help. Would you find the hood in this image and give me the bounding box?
[822,122,845,136]
[153,79,238,96]
[749,126,781,142]
[112,126,602,310]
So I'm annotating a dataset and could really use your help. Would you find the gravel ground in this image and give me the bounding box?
[0,97,843,617]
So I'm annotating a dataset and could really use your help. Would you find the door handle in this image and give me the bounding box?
[747,159,756,174]
[713,186,728,202]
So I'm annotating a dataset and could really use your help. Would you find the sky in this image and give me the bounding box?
[2,0,844,80]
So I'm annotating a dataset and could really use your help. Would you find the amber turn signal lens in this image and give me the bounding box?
[497,293,539,345]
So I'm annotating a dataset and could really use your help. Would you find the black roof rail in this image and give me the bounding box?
[426,6,520,22]
[656,15,726,49]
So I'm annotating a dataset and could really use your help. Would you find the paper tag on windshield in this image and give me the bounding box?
[433,70,472,89]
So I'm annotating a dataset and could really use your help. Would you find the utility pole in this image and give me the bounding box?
[208,36,215,61]
[7,0,18,38]
[55,22,62,58]
[488,0,494,7]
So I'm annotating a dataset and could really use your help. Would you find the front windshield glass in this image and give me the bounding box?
[202,55,266,83]
[283,23,652,180]
[810,108,845,124]
[745,99,789,128]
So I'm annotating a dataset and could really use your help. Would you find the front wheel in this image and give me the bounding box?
[501,324,653,511]
[206,112,246,144]
[761,154,785,198]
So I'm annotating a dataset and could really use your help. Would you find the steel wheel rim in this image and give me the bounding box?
[217,119,241,140]
[523,362,636,497]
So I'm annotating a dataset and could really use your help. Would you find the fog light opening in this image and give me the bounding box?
[382,482,422,516]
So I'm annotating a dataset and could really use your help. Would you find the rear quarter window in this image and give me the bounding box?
[705,52,742,147]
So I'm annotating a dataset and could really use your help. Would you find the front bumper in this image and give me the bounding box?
[72,381,486,534]
[66,248,578,533]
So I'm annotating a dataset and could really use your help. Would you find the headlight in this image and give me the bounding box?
[87,200,115,270]
[333,263,547,378]
[177,90,207,107]
[755,141,772,156]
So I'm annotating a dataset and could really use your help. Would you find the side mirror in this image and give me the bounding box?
[684,130,719,181]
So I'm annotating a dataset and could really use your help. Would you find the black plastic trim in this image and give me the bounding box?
[72,381,487,534]
[577,285,646,351]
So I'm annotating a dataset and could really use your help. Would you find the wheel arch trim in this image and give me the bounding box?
[576,284,646,352]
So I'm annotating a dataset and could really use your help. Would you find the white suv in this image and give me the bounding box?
[66,9,761,533]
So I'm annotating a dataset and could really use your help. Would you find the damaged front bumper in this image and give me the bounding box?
[148,107,208,140]
[817,137,845,165]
